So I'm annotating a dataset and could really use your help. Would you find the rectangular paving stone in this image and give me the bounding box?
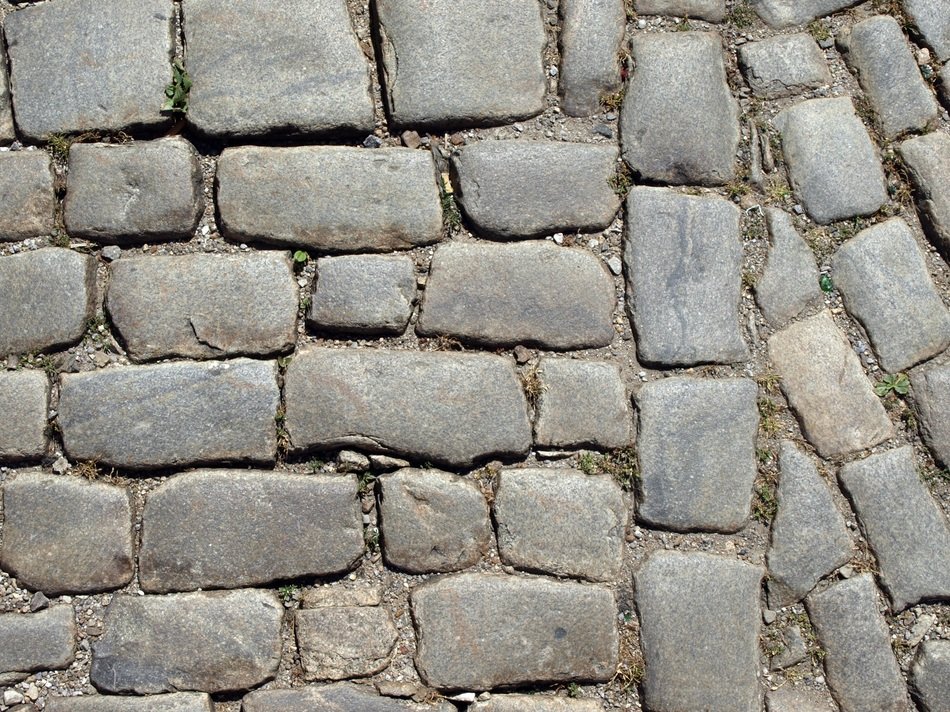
[634,0,726,20]
[0,606,76,676]
[753,0,863,28]
[755,207,822,327]
[411,573,617,690]
[472,697,603,712]
[910,640,950,712]
[903,0,950,61]
[46,693,213,712]
[59,359,279,469]
[242,683,455,712]
[217,146,442,252]
[899,132,950,259]
[284,347,531,468]
[767,687,838,712]
[0,151,56,242]
[559,0,626,116]
[0,370,48,462]
[0,62,14,142]
[296,606,397,680]
[739,33,831,98]
[911,361,950,468]
[105,253,298,361]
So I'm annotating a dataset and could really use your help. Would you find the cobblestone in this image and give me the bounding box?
[296,605,397,681]
[910,360,950,468]
[910,640,950,712]
[45,694,213,712]
[755,208,822,327]
[242,683,454,712]
[0,371,48,462]
[739,34,831,98]
[753,0,863,28]
[558,0,626,116]
[0,65,13,143]
[634,0,726,21]
[0,607,76,677]
[902,0,950,61]
[0,151,56,243]
[472,697,603,712]
[899,131,950,259]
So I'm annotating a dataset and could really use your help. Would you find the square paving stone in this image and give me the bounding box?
[902,0,950,61]
[900,131,950,260]
[559,0,626,116]
[0,151,56,242]
[910,640,950,712]
[633,0,726,21]
[910,361,950,468]
[738,33,831,98]
[46,694,213,712]
[753,0,863,28]
[4,0,174,140]
[296,606,397,680]
[755,207,822,327]
[373,0,546,129]
[0,606,76,677]
[0,370,48,463]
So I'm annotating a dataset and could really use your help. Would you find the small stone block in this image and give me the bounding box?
[0,151,56,242]
[0,607,76,676]
[45,693,213,712]
[739,33,831,98]
[634,0,726,21]
[899,131,950,259]
[911,361,950,468]
[296,607,397,680]
[910,640,950,712]
[559,0,626,116]
[0,371,48,462]
[755,208,822,327]
[753,0,863,28]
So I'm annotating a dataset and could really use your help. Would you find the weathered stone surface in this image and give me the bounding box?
[140,471,363,593]
[0,151,56,242]
[940,64,950,109]
[806,575,911,712]
[302,587,383,609]
[493,469,625,581]
[625,188,747,366]
[756,208,822,327]
[106,253,298,361]
[285,348,531,468]
[0,371,48,462]
[911,361,950,468]
[46,694,213,712]
[753,0,862,28]
[634,0,726,20]
[296,607,397,680]
[0,607,76,676]
[374,0,546,128]
[559,0,625,116]
[766,687,838,712]
[472,697,603,712]
[899,131,950,259]
[184,0,373,138]
[91,590,282,694]
[621,32,739,186]
[766,442,852,608]
[412,573,617,690]
[419,242,615,350]
[911,640,950,712]
[378,469,491,574]
[832,218,950,372]
[64,138,203,244]
[774,97,887,224]
[4,0,173,140]
[534,358,632,449]
[738,34,831,98]
[903,0,950,61]
[768,311,893,457]
[635,551,762,712]
[217,146,442,252]
[242,683,454,712]
[838,447,950,611]
[0,248,97,356]
[452,141,621,239]
[637,377,757,533]
[0,63,14,143]
[309,255,415,335]
[59,359,279,469]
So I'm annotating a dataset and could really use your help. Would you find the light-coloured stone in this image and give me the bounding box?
[46,693,213,712]
[755,208,822,327]
[0,371,48,462]
[739,33,831,98]
[0,151,56,242]
[634,0,726,20]
[753,0,862,28]
[0,62,13,142]
[559,0,626,116]
[472,697,603,712]
[911,361,950,468]
[766,687,838,712]
[911,640,950,712]
[899,132,950,259]
[296,607,397,680]
[242,684,454,712]
[902,0,950,61]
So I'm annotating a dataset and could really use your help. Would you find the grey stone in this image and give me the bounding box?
[418,242,615,350]
[452,141,621,239]
[838,447,950,611]
[620,32,739,186]
[911,361,950,468]
[0,371,48,462]
[768,311,893,457]
[296,607,397,680]
[217,146,442,253]
[0,248,97,356]
[738,33,831,98]
[284,347,531,468]
[0,472,133,595]
[636,377,758,533]
[309,255,415,335]
[91,589,282,694]
[64,138,204,244]
[624,188,748,366]
[0,151,55,242]
[242,683,454,712]
[184,0,373,138]
[766,442,852,608]
[911,640,950,712]
[806,575,911,712]
[755,207,822,327]
[899,131,950,259]
[559,0,626,116]
[472,697,603,712]
[774,97,887,224]
[940,64,950,110]
[766,687,838,712]
[903,0,950,61]
[635,551,762,712]
[634,0,726,20]
[59,359,279,469]
[534,358,632,450]
[46,694,213,712]
[140,471,363,593]
[0,607,76,676]
[106,253,298,361]
[0,62,13,143]
[832,218,950,372]
[4,0,173,140]
[770,624,809,670]
[411,573,617,690]
[753,0,862,28]
[378,468,491,574]
[374,0,546,128]
[302,587,383,609]
[493,468,625,581]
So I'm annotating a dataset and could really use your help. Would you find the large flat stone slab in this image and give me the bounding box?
[46,694,213,712]
[634,0,726,20]
[899,132,950,259]
[0,607,76,676]
[472,698,603,712]
[296,606,397,680]
[739,33,831,98]
[284,348,531,468]
[910,640,950,712]
[559,0,625,116]
[911,361,950,468]
[755,208,822,327]
[242,683,454,712]
[59,359,279,469]
[0,151,56,242]
[903,0,950,61]
[0,370,48,462]
[217,146,442,253]
[753,0,863,28]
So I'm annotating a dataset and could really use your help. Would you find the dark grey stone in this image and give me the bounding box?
[755,208,822,327]
[472,698,603,712]
[559,0,626,116]
[753,0,862,28]
[911,361,950,468]
[0,151,56,242]
[46,694,213,712]
[634,0,726,20]
[0,63,13,142]
[296,607,397,680]
[739,33,831,98]
[903,0,950,61]
[910,640,950,712]
[0,371,48,462]
[242,683,454,712]
[0,607,76,676]
[899,132,950,259]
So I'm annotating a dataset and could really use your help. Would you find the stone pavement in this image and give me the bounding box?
[0,0,949,710]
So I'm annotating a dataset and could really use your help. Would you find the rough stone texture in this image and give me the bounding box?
[774,97,887,224]
[418,242,615,350]
[899,131,950,259]
[452,141,621,239]
[838,16,939,138]
[738,33,831,98]
[620,32,739,186]
[911,361,950,468]
[378,468,491,574]
[0,371,48,462]
[59,359,279,469]
[302,587,383,609]
[903,0,950,61]
[838,447,950,611]
[3,0,173,140]
[832,218,950,372]
[753,0,863,28]
[184,0,374,138]
[768,311,894,457]
[911,640,950,712]
[940,64,950,109]
[755,208,822,327]
[0,607,76,676]
[493,469,625,582]
[634,0,726,20]
[766,687,838,712]
[296,607,397,680]
[766,442,852,608]
[534,358,632,450]
[625,188,747,366]
[64,139,204,244]
[140,471,363,593]
[0,151,56,242]
[374,0,546,128]
[635,551,762,712]
[46,694,213,712]
[636,377,758,533]
[0,62,14,143]
[0,248,97,356]
[90,590,283,694]
[106,253,298,361]
[217,146,442,253]
[308,255,415,336]
[559,0,626,116]
[284,348,531,468]
[242,684,454,712]
[411,573,617,690]
[472,698,603,712]
[806,575,911,712]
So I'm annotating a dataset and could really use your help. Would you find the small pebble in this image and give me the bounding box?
[607,256,623,275]
[552,232,564,245]
[594,124,613,138]
[100,245,121,262]
[637,18,647,28]
[362,135,383,149]
[763,609,777,625]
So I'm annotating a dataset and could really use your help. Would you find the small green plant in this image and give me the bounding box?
[277,584,299,603]
[674,18,693,31]
[579,448,639,491]
[357,472,377,497]
[566,683,581,698]
[601,87,625,112]
[758,398,781,436]
[577,452,599,476]
[50,230,70,248]
[874,373,910,397]
[923,467,950,485]
[308,458,325,473]
[819,274,834,293]
[162,60,192,114]
[608,162,633,197]
[752,482,778,524]
[727,1,756,29]
[807,19,831,43]
[365,525,380,552]
[293,250,309,265]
